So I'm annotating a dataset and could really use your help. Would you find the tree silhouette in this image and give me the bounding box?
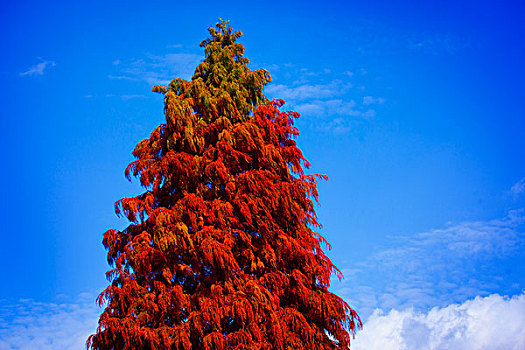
[88,20,361,350]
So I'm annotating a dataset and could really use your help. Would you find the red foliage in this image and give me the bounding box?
[88,20,361,350]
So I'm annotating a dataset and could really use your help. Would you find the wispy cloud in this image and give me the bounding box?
[333,210,525,317]
[20,61,56,76]
[111,53,201,85]
[338,20,469,57]
[265,80,351,101]
[406,33,469,55]
[510,177,525,197]
[378,209,524,260]
[294,99,357,116]
[363,96,386,105]
[105,93,148,100]
[265,75,381,133]
[108,75,139,81]
[292,99,376,133]
[353,292,525,350]
[0,293,100,350]
[111,51,383,134]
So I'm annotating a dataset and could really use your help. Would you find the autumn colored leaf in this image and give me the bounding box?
[88,19,361,350]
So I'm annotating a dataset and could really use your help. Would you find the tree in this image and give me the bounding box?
[88,20,361,350]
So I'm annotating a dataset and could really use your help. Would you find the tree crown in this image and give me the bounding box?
[88,20,361,350]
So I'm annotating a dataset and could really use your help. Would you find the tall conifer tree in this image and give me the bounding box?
[89,20,361,350]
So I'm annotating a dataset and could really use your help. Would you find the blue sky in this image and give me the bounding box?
[1,0,525,348]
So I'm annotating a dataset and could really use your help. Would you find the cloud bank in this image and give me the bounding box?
[1,291,524,349]
[353,292,525,350]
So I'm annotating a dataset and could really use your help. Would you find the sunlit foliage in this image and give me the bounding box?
[88,20,361,350]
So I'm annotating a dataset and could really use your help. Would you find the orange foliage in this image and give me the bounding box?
[88,20,361,350]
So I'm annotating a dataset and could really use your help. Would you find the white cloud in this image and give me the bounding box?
[262,72,381,133]
[264,78,376,133]
[376,209,525,263]
[105,93,148,100]
[112,53,201,85]
[295,99,357,116]
[0,293,101,350]
[510,177,525,197]
[363,96,386,105]
[108,75,139,81]
[20,61,56,76]
[290,99,375,133]
[265,80,351,101]
[352,292,525,350]
[266,63,279,72]
[3,291,523,350]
